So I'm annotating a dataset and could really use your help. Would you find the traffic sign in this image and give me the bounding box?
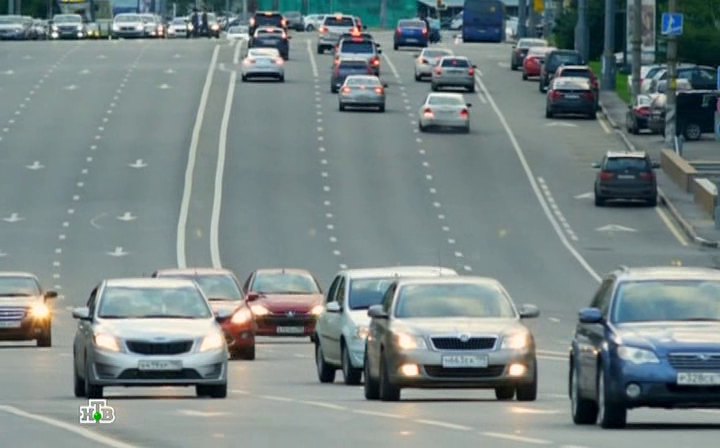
[661,13,683,36]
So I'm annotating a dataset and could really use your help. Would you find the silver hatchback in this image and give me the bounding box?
[72,278,229,399]
[431,56,476,92]
[418,92,472,133]
[338,75,387,112]
[414,48,454,81]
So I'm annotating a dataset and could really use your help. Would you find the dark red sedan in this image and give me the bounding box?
[242,269,324,338]
[152,268,256,360]
[522,46,555,80]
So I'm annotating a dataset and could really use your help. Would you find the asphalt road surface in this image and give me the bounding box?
[0,33,718,447]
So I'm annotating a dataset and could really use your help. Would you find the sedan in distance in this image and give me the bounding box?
[625,94,654,134]
[414,47,454,81]
[570,266,720,428]
[330,58,374,93]
[545,77,596,119]
[152,268,256,360]
[249,26,290,59]
[72,278,229,399]
[522,46,555,80]
[364,277,540,401]
[243,269,324,338]
[510,38,548,70]
[338,75,388,112]
[167,17,190,38]
[0,272,57,347]
[241,48,285,82]
[393,18,428,50]
[419,93,472,133]
[431,56,476,92]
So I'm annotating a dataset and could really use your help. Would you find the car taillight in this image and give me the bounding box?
[422,28,428,35]
[247,58,256,64]
[341,86,351,95]
[549,90,562,101]
[372,57,380,66]
[281,19,287,27]
[320,26,328,34]
[639,171,655,180]
[275,58,284,65]
[250,18,255,26]
[374,87,384,94]
[599,171,614,182]
[468,67,475,76]
[582,91,594,101]
[396,27,402,35]
[637,107,650,117]
[460,109,469,118]
[423,108,434,118]
[434,67,442,75]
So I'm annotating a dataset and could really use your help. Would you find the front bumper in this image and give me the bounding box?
[51,30,85,39]
[221,321,255,351]
[339,95,385,107]
[0,317,50,341]
[255,314,317,336]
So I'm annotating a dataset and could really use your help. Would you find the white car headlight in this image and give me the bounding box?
[250,304,269,316]
[94,333,121,352]
[617,346,659,365]
[310,305,324,316]
[30,303,50,319]
[136,24,143,30]
[76,24,83,30]
[199,332,225,352]
[52,25,59,31]
[501,332,529,350]
[354,326,369,340]
[231,307,252,324]
[395,332,427,350]
[112,24,119,31]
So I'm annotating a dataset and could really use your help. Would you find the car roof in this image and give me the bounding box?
[153,268,235,277]
[341,266,458,280]
[559,65,591,70]
[613,266,720,281]
[605,150,648,158]
[427,92,465,99]
[393,276,503,288]
[440,55,469,60]
[0,272,38,279]
[549,49,580,54]
[253,268,315,276]
[104,278,198,288]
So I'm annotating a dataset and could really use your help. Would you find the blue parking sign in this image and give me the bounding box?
[661,13,683,36]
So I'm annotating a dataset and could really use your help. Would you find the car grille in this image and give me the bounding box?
[0,307,27,321]
[669,353,720,370]
[431,337,496,350]
[118,369,202,380]
[424,365,505,378]
[257,314,315,326]
[126,340,194,355]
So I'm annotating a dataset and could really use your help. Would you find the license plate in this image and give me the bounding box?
[406,38,418,42]
[441,354,488,368]
[0,321,21,328]
[277,326,305,334]
[617,174,635,179]
[138,360,182,371]
[677,372,720,385]
[564,94,579,99]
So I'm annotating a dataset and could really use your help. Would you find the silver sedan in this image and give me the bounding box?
[241,48,285,82]
[72,278,229,399]
[414,48,454,81]
[418,93,472,133]
[364,277,540,402]
[338,75,388,112]
[431,56,476,92]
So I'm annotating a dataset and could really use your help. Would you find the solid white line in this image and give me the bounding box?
[655,207,689,246]
[537,355,566,362]
[232,39,243,64]
[353,410,407,419]
[597,115,612,134]
[382,53,400,79]
[210,69,236,269]
[260,395,296,402]
[300,400,347,411]
[415,419,472,431]
[176,45,219,269]
[475,74,601,283]
[0,405,138,448]
[475,85,488,104]
[481,432,552,445]
[306,39,318,78]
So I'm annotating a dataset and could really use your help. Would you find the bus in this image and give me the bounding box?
[462,0,504,43]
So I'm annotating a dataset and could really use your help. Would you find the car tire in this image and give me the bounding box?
[511,63,517,71]
[378,105,385,112]
[431,83,438,92]
[516,358,537,401]
[279,75,285,83]
[545,108,553,119]
[647,196,657,207]
[241,75,247,82]
[339,103,345,111]
[419,122,426,132]
[683,123,702,141]
[363,350,380,400]
[208,383,228,398]
[316,45,323,54]
[37,328,51,347]
[461,125,470,134]
[597,369,627,428]
[393,43,398,50]
[85,362,103,399]
[73,359,85,398]
[341,343,362,385]
[594,193,605,207]
[570,361,598,424]
[495,386,515,400]
[306,25,315,32]
[414,73,421,81]
[331,86,337,93]
[379,354,400,401]
[522,72,528,81]
[468,84,475,93]
[241,345,255,360]
[315,341,336,383]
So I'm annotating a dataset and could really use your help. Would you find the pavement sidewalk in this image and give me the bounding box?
[599,90,720,247]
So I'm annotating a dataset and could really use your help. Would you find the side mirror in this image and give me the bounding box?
[377,49,382,54]
[215,308,232,322]
[246,292,260,302]
[44,291,58,300]
[651,161,660,169]
[326,302,341,313]
[518,304,540,319]
[591,162,601,169]
[413,53,420,58]
[472,64,477,68]
[383,82,389,88]
[466,103,472,108]
[579,307,603,324]
[72,307,91,320]
[367,304,388,319]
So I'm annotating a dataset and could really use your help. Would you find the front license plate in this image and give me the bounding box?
[617,174,635,179]
[277,326,305,334]
[138,360,182,371]
[0,321,21,328]
[677,372,720,385]
[442,354,488,368]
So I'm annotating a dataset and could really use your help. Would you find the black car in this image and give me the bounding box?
[539,49,583,92]
[545,77,596,119]
[249,11,286,35]
[647,90,719,140]
[249,27,290,60]
[592,151,658,207]
[330,58,374,93]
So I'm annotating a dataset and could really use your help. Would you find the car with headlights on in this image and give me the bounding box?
[249,26,290,59]
[140,13,165,38]
[418,92,472,133]
[314,266,458,385]
[0,272,57,347]
[226,24,249,40]
[152,268,256,360]
[0,15,30,40]
[72,278,229,399]
[241,48,285,82]
[570,266,720,428]
[510,38,547,70]
[414,48,454,81]
[111,13,146,38]
[50,14,86,39]
[431,56,477,92]
[242,269,324,338]
[338,75,388,112]
[167,17,189,38]
[364,277,540,401]
[545,77,596,119]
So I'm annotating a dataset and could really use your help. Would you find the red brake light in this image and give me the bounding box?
[275,58,284,65]
[549,90,562,100]
[468,67,475,76]
[396,27,402,35]
[320,26,328,34]
[639,171,655,180]
[372,57,380,66]
[374,87,384,94]
[460,109,469,118]
[423,108,434,118]
[422,28,428,35]
[637,107,650,117]
[250,18,255,26]
[599,171,614,181]
[582,91,595,101]
[434,67,442,75]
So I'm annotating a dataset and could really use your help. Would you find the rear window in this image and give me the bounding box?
[424,49,452,58]
[340,41,374,53]
[550,53,582,66]
[605,157,650,171]
[518,39,547,49]
[441,59,470,68]
[340,60,369,69]
[325,16,355,27]
[553,78,590,90]
[399,20,425,28]
[560,69,591,78]
[347,77,380,87]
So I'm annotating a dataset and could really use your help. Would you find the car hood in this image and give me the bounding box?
[0,297,43,307]
[348,310,371,328]
[207,300,243,315]
[97,318,217,339]
[254,294,323,313]
[616,322,720,355]
[116,22,143,27]
[393,317,524,337]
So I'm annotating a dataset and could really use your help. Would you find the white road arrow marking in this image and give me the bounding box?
[79,69,91,75]
[3,70,14,75]
[97,54,107,59]
[128,159,147,168]
[117,212,137,222]
[107,247,128,257]
[26,161,44,170]
[165,68,175,74]
[90,212,108,229]
[596,224,637,232]
[0,251,7,257]
[173,53,182,58]
[22,55,32,60]
[64,85,78,91]
[2,213,24,223]
[545,122,578,127]
[158,83,171,89]
[574,192,593,199]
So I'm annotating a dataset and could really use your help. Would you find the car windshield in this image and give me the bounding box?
[252,273,319,295]
[441,59,470,68]
[423,49,452,58]
[394,283,516,318]
[0,17,22,24]
[325,16,354,26]
[98,286,212,319]
[518,39,547,48]
[171,18,186,25]
[115,15,141,22]
[399,20,425,28]
[347,77,380,86]
[161,275,242,301]
[604,157,649,171]
[54,15,81,23]
[0,277,40,297]
[348,278,395,310]
[613,280,720,323]
[428,95,463,106]
[340,41,374,53]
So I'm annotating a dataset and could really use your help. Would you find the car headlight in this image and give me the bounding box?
[76,24,83,30]
[250,304,269,316]
[231,307,252,325]
[30,303,50,319]
[310,305,324,316]
[94,333,121,352]
[199,332,225,352]
[211,24,219,30]
[112,24,119,31]
[617,346,659,365]
[136,25,143,30]
[187,24,194,31]
[395,332,427,350]
[354,326,369,340]
[501,332,529,350]
[52,25,58,31]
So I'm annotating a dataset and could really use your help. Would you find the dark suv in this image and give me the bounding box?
[539,49,583,92]
[592,151,658,207]
[249,11,286,35]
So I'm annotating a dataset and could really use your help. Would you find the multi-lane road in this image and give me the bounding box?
[0,33,718,447]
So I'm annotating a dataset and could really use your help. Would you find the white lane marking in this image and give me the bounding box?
[232,39,243,64]
[548,317,560,323]
[0,405,138,448]
[177,45,220,269]
[353,410,406,419]
[474,84,488,104]
[210,70,237,269]
[475,74,600,282]
[230,389,249,394]
[382,53,400,79]
[306,39,318,78]
[107,247,128,257]
[595,224,636,232]
[655,207,689,246]
[260,395,296,402]
[299,400,347,411]
[597,115,612,133]
[481,432,552,445]
[117,212,136,222]
[178,410,229,417]
[509,407,562,415]
[415,419,472,431]
[537,178,579,241]
[2,213,24,223]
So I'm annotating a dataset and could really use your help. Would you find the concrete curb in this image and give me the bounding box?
[599,100,720,248]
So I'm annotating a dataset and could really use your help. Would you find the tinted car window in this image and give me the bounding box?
[612,280,720,323]
[255,14,282,26]
[340,61,369,69]
[560,69,591,78]
[251,273,320,294]
[325,16,354,26]
[394,283,515,318]
[340,41,375,53]
[549,53,582,67]
[0,277,40,296]
[441,59,470,68]
[347,77,381,86]
[399,20,426,28]
[604,157,650,171]
[428,96,463,106]
[348,278,395,310]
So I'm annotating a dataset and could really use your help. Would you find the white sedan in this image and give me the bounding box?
[226,25,249,41]
[241,48,285,82]
[418,92,472,133]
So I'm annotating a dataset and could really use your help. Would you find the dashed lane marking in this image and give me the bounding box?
[415,420,472,431]
[481,432,552,445]
[536,177,579,242]
[306,39,319,77]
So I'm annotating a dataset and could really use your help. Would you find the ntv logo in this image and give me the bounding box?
[79,399,116,424]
